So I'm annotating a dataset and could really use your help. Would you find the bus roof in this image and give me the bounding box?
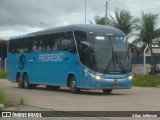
[10,24,125,39]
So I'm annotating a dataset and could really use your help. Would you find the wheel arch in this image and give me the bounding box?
[16,72,21,82]
[23,72,28,77]
[67,73,76,87]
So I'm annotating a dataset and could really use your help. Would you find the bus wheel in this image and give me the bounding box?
[102,89,112,94]
[69,76,80,94]
[23,74,31,89]
[17,74,24,88]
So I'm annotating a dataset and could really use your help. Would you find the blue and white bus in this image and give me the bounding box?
[8,24,132,94]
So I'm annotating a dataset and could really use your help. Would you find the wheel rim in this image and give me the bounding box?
[70,81,76,92]
[24,75,28,88]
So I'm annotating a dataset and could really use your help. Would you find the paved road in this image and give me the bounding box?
[0,79,160,119]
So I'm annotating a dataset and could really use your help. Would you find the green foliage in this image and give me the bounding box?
[4,98,24,108]
[0,70,7,79]
[108,8,138,35]
[89,15,105,25]
[133,12,160,46]
[133,75,160,87]
[17,98,24,106]
[0,89,5,104]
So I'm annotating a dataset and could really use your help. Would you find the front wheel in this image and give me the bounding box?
[102,89,112,94]
[69,76,80,94]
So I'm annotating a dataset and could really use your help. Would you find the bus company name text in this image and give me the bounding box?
[38,53,63,62]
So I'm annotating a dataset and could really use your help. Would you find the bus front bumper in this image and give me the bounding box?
[89,73,132,89]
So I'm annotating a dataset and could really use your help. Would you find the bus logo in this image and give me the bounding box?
[38,53,63,62]
[19,54,26,69]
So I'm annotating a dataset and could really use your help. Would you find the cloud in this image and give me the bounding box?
[0,0,160,38]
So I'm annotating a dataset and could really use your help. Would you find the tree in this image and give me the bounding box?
[108,8,137,36]
[133,12,160,74]
[89,15,105,25]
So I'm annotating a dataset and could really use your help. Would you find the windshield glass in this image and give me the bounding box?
[91,35,131,74]
[93,35,112,71]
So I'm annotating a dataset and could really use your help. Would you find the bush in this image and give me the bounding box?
[133,75,160,87]
[0,89,5,104]
[0,70,7,79]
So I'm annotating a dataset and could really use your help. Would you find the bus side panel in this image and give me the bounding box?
[58,52,79,85]
[7,53,19,82]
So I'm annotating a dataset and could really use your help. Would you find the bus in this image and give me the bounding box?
[7,24,132,94]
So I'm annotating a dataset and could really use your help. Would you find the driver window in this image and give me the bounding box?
[74,31,90,67]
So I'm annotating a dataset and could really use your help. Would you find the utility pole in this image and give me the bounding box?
[85,0,86,24]
[105,1,109,25]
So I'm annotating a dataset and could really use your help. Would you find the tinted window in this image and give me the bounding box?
[59,32,75,52]
[9,38,32,53]
[74,31,90,66]
[8,32,75,54]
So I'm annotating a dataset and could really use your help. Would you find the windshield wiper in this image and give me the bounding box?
[104,50,116,73]
[104,52,126,73]
[114,52,126,73]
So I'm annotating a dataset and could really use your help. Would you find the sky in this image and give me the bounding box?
[0,0,160,39]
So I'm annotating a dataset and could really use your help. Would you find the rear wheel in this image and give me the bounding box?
[17,74,24,88]
[23,74,31,89]
[102,89,112,94]
[69,76,80,94]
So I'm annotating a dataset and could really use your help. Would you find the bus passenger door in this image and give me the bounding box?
[58,32,77,85]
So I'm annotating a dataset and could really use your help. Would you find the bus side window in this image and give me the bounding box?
[9,40,16,53]
[32,40,38,52]
[60,32,76,52]
[46,45,51,52]
[52,33,59,51]
[45,37,51,52]
[38,40,45,52]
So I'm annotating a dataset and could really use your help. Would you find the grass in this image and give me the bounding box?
[4,98,25,108]
[133,75,160,87]
[0,70,7,79]
[17,98,24,107]
[0,88,24,111]
[0,89,5,104]
[0,89,5,111]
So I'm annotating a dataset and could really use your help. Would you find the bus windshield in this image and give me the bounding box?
[90,34,131,74]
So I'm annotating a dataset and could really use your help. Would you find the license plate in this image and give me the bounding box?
[112,84,119,89]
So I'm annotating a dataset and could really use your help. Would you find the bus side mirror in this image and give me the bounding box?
[81,41,94,52]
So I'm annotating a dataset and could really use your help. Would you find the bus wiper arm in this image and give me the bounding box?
[104,57,113,73]
[115,52,126,72]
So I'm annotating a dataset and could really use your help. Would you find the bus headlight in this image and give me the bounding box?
[128,75,133,80]
[89,73,102,80]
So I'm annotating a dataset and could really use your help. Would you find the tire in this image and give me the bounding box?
[46,85,60,90]
[17,74,24,88]
[102,89,112,94]
[69,76,80,94]
[23,74,31,89]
